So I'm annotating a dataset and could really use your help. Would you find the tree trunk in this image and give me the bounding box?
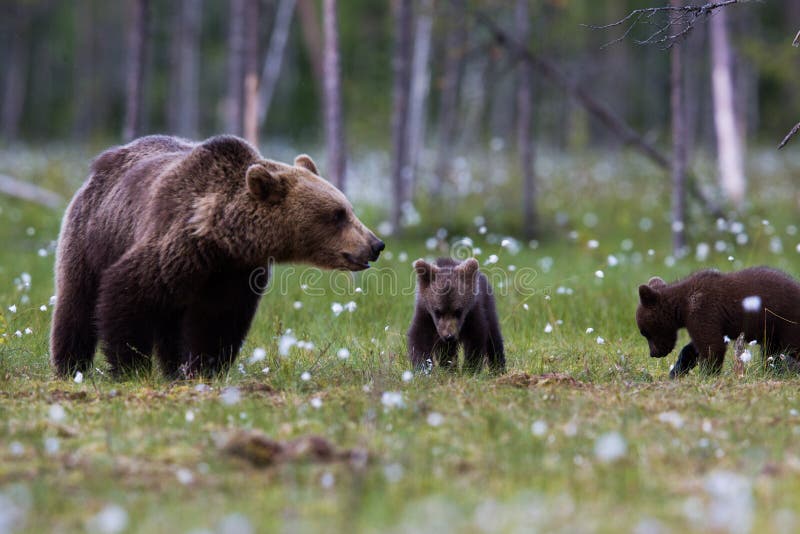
[515,0,536,239]
[259,0,296,128]
[322,0,346,190]
[434,2,466,196]
[123,0,149,142]
[406,0,433,196]
[168,0,202,138]
[670,0,687,255]
[72,0,95,139]
[390,0,413,232]
[242,0,260,146]
[297,0,324,99]
[225,0,246,136]
[709,9,746,207]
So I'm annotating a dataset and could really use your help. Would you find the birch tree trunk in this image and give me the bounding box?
[406,0,433,196]
[515,0,536,239]
[323,0,346,190]
[259,0,296,128]
[296,0,324,93]
[168,0,202,138]
[670,0,687,254]
[225,0,246,136]
[123,0,149,142]
[390,0,413,232]
[242,0,260,146]
[710,9,746,207]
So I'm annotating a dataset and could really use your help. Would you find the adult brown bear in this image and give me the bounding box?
[50,135,384,379]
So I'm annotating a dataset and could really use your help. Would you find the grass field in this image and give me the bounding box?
[2,146,800,533]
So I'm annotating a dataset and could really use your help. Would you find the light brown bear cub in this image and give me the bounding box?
[408,257,505,373]
[636,267,800,378]
[51,135,384,379]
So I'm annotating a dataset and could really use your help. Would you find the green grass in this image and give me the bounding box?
[2,147,800,532]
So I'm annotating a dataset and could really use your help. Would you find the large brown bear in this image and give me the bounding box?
[636,267,800,378]
[50,135,384,379]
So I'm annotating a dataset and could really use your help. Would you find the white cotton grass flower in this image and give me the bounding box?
[300,371,311,381]
[86,504,129,534]
[485,254,499,265]
[522,303,529,311]
[278,332,296,357]
[587,239,599,249]
[14,330,22,338]
[44,437,60,455]
[248,347,267,364]
[73,371,84,384]
[531,420,548,437]
[596,336,605,345]
[49,295,56,305]
[48,404,66,423]
[426,412,444,427]
[739,350,752,364]
[594,432,627,463]
[24,327,33,335]
[586,327,594,334]
[39,304,47,312]
[657,411,685,429]
[296,340,314,350]
[185,410,195,422]
[742,296,762,312]
[310,397,323,409]
[703,470,753,534]
[544,323,553,334]
[344,301,357,312]
[337,348,350,359]
[7,305,16,313]
[175,468,194,485]
[695,242,710,262]
[381,391,404,409]
[594,270,604,279]
[401,370,413,382]
[607,255,619,267]
[331,302,344,316]
[293,301,303,310]
[220,387,241,406]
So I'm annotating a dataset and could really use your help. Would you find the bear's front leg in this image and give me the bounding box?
[690,333,727,375]
[462,334,489,374]
[408,315,440,371]
[669,343,698,379]
[181,271,261,378]
[96,253,161,379]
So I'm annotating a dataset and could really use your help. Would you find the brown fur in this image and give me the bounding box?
[50,135,384,379]
[408,258,505,373]
[636,267,800,378]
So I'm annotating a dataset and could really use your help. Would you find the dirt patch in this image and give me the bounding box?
[495,371,585,389]
[218,430,368,468]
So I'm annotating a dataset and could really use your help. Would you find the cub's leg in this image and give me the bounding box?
[154,313,184,379]
[408,313,442,370]
[485,298,506,374]
[689,330,727,374]
[95,251,160,379]
[669,343,698,379]
[182,272,260,378]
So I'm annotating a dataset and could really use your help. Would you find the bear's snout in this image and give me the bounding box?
[370,238,385,261]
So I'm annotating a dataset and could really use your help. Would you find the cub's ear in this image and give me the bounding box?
[294,154,319,176]
[414,259,437,286]
[638,284,660,306]
[648,276,666,289]
[458,257,480,279]
[246,164,289,204]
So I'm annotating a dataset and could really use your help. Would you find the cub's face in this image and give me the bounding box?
[246,155,384,270]
[636,277,678,358]
[415,258,479,341]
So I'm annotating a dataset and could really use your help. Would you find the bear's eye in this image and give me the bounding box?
[332,208,347,226]
[433,308,444,317]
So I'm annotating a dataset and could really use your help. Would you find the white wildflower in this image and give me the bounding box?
[310,397,323,409]
[739,350,752,363]
[278,332,296,356]
[7,305,16,313]
[220,387,241,406]
[331,302,344,316]
[531,420,548,437]
[86,504,128,534]
[587,239,599,249]
[594,432,627,463]
[39,305,47,312]
[544,323,553,334]
[73,371,84,384]
[586,327,594,334]
[175,468,194,485]
[427,412,444,427]
[401,370,413,382]
[44,437,60,455]
[595,270,604,279]
[293,301,303,310]
[48,404,66,423]
[381,391,404,409]
[320,472,335,489]
[185,410,195,422]
[596,336,605,345]
[337,348,350,359]
[607,255,619,267]
[658,411,685,429]
[300,371,311,381]
[248,347,267,364]
[742,296,762,312]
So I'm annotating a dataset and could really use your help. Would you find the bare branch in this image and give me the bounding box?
[778,122,800,150]
[585,0,746,49]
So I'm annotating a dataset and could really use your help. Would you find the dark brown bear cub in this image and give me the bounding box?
[636,267,800,378]
[408,257,505,373]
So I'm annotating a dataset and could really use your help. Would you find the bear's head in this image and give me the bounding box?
[636,276,678,358]
[245,155,384,270]
[414,258,480,341]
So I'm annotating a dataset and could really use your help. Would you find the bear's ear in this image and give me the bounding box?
[458,258,480,280]
[294,154,319,176]
[638,284,660,306]
[414,259,437,286]
[648,276,666,289]
[246,164,288,204]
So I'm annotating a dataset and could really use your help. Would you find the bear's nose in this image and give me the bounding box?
[370,240,385,261]
[442,334,456,342]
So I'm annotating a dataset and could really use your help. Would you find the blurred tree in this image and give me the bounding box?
[258,0,297,130]
[123,0,150,141]
[407,0,433,195]
[1,1,30,142]
[168,0,202,139]
[390,0,413,231]
[225,0,246,136]
[323,0,346,190]
[670,0,687,254]
[433,1,465,196]
[243,0,260,145]
[296,0,324,94]
[710,8,746,207]
[515,0,537,240]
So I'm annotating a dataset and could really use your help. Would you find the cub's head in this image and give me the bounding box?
[414,258,480,341]
[636,276,678,358]
[246,155,384,270]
